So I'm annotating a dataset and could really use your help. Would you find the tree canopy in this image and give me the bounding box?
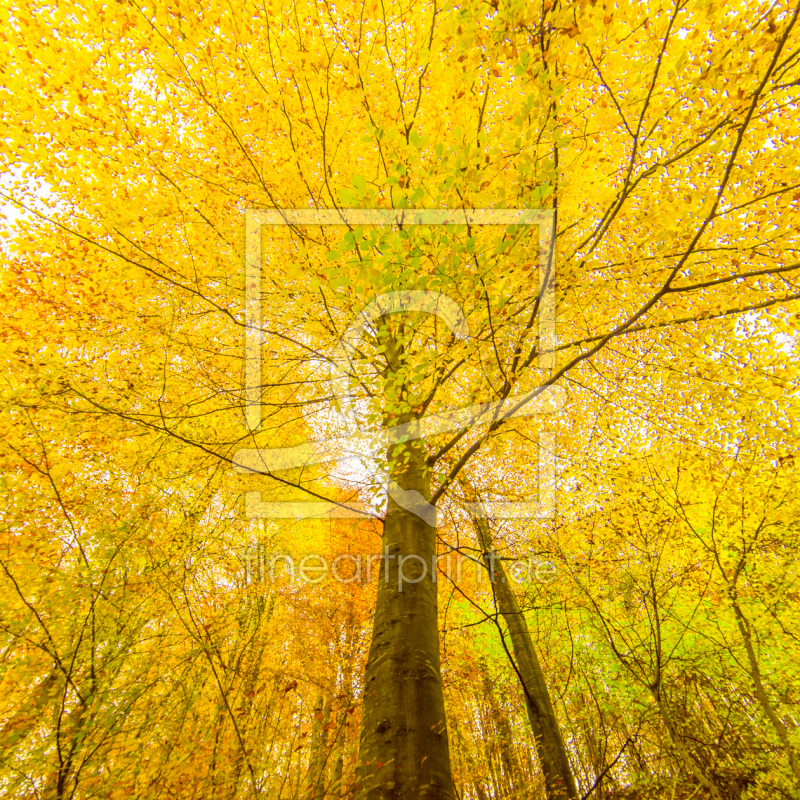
[1,0,799,798]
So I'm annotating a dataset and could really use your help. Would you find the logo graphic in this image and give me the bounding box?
[234,209,562,523]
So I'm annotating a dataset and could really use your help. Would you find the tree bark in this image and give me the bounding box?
[330,731,344,799]
[651,690,722,800]
[308,695,331,799]
[728,590,800,786]
[468,506,578,800]
[480,664,523,796]
[356,440,454,799]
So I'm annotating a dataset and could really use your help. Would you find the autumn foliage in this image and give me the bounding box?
[1,0,800,798]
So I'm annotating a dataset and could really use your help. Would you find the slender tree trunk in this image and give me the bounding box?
[45,686,91,800]
[308,695,330,799]
[468,506,578,800]
[453,700,483,800]
[728,591,800,786]
[330,726,345,799]
[231,598,274,797]
[652,691,722,800]
[480,665,523,796]
[474,783,490,800]
[356,440,454,799]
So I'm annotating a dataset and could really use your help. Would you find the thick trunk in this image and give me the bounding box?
[470,510,578,800]
[356,441,454,800]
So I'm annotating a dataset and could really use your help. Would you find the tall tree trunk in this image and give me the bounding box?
[651,690,722,800]
[468,503,578,800]
[44,684,91,800]
[480,664,523,796]
[308,695,330,799]
[728,590,800,786]
[356,440,454,799]
[330,726,345,799]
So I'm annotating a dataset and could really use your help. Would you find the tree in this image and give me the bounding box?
[461,482,578,800]
[2,0,800,797]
